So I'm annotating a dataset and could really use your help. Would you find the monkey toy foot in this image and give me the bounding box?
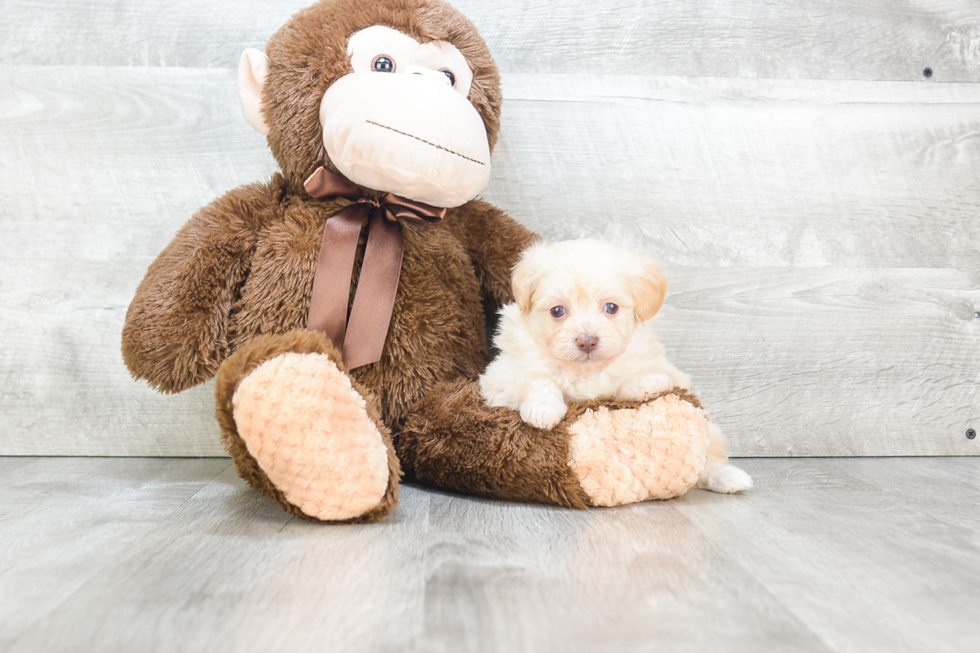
[565,393,708,506]
[215,330,400,522]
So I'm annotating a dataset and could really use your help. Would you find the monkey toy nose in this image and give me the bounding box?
[576,334,598,353]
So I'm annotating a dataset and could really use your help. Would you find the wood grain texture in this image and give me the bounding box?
[0,458,230,649]
[2,65,978,456]
[2,66,977,456]
[2,457,979,652]
[0,66,275,456]
[674,458,980,652]
[662,267,980,456]
[419,492,832,653]
[490,75,980,270]
[1,0,979,82]
[5,462,433,653]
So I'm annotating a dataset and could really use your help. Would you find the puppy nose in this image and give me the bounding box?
[576,334,598,353]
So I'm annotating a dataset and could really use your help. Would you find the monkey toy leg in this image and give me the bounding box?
[215,330,400,523]
[216,335,709,521]
[397,381,710,509]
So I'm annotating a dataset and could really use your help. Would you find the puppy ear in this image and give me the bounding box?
[630,257,668,322]
[511,243,546,312]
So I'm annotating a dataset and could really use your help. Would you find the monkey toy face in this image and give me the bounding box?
[237,0,501,208]
[320,26,491,207]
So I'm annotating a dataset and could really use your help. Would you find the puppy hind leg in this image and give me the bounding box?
[697,422,753,494]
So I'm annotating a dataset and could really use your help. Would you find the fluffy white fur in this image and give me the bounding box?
[480,239,752,494]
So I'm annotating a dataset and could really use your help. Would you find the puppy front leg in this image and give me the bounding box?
[618,373,675,402]
[519,378,568,430]
[698,422,753,493]
[655,360,692,391]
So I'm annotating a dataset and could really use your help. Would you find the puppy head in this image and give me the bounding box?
[511,239,667,366]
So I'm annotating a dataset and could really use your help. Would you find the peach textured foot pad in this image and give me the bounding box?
[232,352,389,521]
[568,394,709,506]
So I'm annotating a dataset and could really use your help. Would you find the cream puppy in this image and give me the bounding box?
[479,239,752,494]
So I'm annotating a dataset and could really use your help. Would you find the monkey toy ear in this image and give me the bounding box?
[238,48,270,135]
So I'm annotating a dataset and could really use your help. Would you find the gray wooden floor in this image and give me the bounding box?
[1,457,978,652]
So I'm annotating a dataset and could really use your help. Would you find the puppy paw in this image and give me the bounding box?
[618,373,675,402]
[698,464,753,494]
[520,396,568,430]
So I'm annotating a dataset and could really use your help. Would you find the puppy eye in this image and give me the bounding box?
[440,69,456,86]
[550,306,567,319]
[372,55,395,73]
[604,303,619,315]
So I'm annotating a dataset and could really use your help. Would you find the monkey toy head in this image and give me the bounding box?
[237,0,501,208]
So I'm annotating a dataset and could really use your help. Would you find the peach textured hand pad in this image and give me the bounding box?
[232,352,390,521]
[568,394,708,506]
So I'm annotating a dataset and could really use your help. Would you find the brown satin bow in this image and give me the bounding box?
[304,166,446,369]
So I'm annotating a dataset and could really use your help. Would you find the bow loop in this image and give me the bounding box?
[380,193,447,224]
[302,166,443,369]
[303,166,365,201]
[304,166,446,225]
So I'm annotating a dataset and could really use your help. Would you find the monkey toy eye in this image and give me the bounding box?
[372,55,395,72]
[550,306,567,319]
[604,303,619,315]
[441,69,456,86]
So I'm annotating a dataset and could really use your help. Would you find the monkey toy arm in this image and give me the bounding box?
[122,182,276,393]
[448,199,538,309]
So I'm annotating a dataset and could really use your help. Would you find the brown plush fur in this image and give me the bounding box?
[122,181,279,392]
[397,382,705,509]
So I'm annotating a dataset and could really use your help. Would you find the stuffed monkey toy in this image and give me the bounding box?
[122,0,710,523]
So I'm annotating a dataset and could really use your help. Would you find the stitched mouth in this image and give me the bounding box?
[366,120,486,166]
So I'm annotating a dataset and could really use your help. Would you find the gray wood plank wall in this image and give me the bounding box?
[1,0,978,456]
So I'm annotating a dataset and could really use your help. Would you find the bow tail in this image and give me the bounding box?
[342,211,405,369]
[303,167,431,370]
[307,205,367,349]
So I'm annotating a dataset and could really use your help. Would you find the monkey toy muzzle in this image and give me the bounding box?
[319,71,492,208]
